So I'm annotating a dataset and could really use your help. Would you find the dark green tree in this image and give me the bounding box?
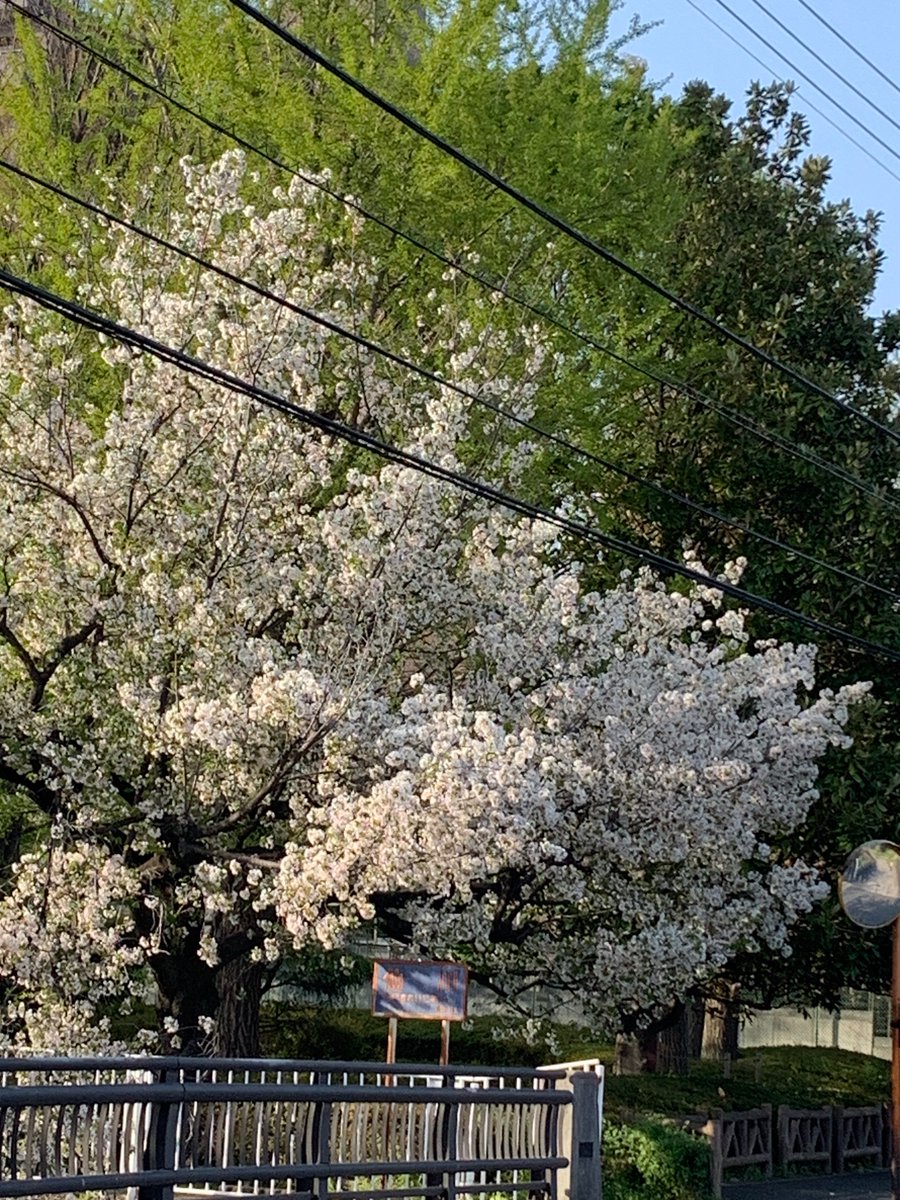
[601,81,900,1045]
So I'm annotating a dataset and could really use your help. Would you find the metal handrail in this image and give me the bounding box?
[0,1056,599,1200]
[0,1082,570,1106]
[0,1056,566,1079]
[0,1157,570,1197]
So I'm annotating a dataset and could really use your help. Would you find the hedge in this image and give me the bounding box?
[603,1118,714,1200]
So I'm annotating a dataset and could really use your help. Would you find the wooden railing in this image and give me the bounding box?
[777,1104,833,1171]
[832,1104,888,1173]
[683,1103,888,1196]
[0,1056,603,1200]
[705,1104,773,1193]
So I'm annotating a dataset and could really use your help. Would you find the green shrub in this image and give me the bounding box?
[603,1119,714,1200]
[261,1004,567,1066]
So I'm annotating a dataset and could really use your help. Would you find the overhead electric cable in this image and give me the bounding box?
[791,0,900,102]
[3,263,898,663]
[683,0,900,185]
[225,0,900,448]
[746,0,900,140]
[706,0,900,170]
[6,155,897,606]
[8,1,898,520]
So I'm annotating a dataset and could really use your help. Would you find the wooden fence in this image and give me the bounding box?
[680,1103,887,1196]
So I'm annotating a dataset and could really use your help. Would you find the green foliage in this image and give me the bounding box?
[603,1119,714,1200]
[270,949,371,1006]
[260,1004,568,1066]
[735,897,893,1013]
[260,1006,888,1119]
[0,0,687,468]
[0,789,43,880]
[603,1047,887,1198]
[577,76,900,1013]
[605,1046,888,1120]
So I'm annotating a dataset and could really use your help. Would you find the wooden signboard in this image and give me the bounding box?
[372,959,468,1066]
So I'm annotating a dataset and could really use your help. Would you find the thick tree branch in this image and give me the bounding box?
[0,753,58,816]
[0,611,101,709]
[205,719,337,836]
[31,614,101,707]
[0,609,44,691]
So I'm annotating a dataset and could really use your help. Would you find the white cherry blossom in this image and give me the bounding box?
[0,151,866,1051]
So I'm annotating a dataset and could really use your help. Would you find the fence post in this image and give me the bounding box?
[707,1108,723,1199]
[554,1080,573,1200]
[775,1104,786,1173]
[314,1089,331,1200]
[762,1104,773,1177]
[568,1071,601,1200]
[832,1105,844,1174]
[138,1068,178,1200]
[443,1083,458,1200]
[884,1101,893,1169]
[425,1075,449,1198]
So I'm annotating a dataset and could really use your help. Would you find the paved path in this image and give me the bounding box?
[723,1171,890,1200]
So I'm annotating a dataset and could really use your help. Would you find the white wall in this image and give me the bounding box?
[739,992,890,1061]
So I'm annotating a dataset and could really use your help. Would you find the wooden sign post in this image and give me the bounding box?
[372,959,468,1066]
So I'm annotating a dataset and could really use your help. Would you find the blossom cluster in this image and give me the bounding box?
[0,151,866,1049]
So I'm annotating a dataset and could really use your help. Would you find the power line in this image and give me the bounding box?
[683,0,900,187]
[9,1,898,523]
[706,0,900,172]
[791,0,900,104]
[665,399,899,517]
[746,0,900,141]
[2,262,897,663]
[225,0,900,449]
[7,153,897,608]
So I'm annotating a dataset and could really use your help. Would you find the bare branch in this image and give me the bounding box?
[185,846,280,872]
[0,608,44,690]
[205,718,338,836]
[33,614,101,707]
[0,466,115,568]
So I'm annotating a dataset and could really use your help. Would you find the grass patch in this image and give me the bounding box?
[262,1007,889,1119]
[604,1045,889,1119]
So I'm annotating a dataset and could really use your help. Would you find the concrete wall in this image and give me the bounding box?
[740,992,891,1061]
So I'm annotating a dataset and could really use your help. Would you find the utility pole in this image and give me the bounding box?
[838,841,900,1200]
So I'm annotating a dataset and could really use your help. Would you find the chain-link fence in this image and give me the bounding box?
[740,989,891,1060]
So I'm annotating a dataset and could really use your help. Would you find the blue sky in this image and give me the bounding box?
[608,0,900,314]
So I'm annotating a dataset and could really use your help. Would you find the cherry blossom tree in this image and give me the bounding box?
[0,152,866,1055]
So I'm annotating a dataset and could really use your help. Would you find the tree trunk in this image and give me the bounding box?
[701,981,741,1061]
[151,923,267,1057]
[153,951,219,1056]
[657,1004,691,1076]
[614,1001,694,1076]
[613,1033,646,1075]
[689,996,706,1059]
[213,954,266,1058]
